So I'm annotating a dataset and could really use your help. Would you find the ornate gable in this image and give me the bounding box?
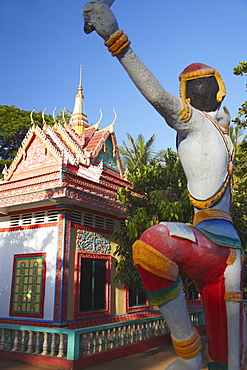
[14,136,58,174]
[3,125,62,181]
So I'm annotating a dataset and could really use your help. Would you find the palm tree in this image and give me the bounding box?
[118,133,166,171]
[229,124,246,153]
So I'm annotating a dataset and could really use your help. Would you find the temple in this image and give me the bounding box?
[0,68,204,368]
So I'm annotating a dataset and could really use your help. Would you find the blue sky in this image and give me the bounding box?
[1,0,247,152]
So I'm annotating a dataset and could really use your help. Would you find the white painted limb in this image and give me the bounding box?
[116,48,182,127]
[83,2,183,129]
[159,291,202,370]
[98,0,115,6]
[224,249,242,369]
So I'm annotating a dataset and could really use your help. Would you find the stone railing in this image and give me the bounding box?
[0,308,204,361]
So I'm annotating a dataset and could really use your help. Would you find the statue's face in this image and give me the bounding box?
[186,76,221,112]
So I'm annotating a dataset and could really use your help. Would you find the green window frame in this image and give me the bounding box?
[10,253,46,318]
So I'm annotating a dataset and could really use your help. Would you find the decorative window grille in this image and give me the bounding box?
[105,218,115,231]
[47,209,58,222]
[71,210,82,224]
[83,213,94,227]
[71,209,116,232]
[21,213,32,225]
[94,215,105,229]
[120,220,126,229]
[10,253,46,318]
[9,209,58,227]
[34,211,45,224]
[9,215,20,227]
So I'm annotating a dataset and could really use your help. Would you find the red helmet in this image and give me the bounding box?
[179,63,226,104]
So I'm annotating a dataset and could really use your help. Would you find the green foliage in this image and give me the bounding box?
[119,133,166,171]
[232,62,247,296]
[0,105,71,174]
[231,139,247,250]
[233,62,247,129]
[233,61,247,76]
[114,135,192,291]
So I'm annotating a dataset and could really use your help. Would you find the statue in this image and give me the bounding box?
[83,2,246,369]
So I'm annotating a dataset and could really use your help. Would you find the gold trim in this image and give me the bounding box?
[226,249,237,265]
[189,175,230,209]
[193,209,233,226]
[104,30,123,47]
[132,240,178,281]
[104,30,131,56]
[224,290,242,303]
[219,123,230,135]
[171,328,202,360]
[178,98,192,122]
[108,34,128,53]
[112,40,131,56]
[179,67,226,103]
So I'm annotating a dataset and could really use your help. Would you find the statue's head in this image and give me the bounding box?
[179,63,226,112]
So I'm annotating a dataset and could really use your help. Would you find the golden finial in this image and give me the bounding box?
[62,107,67,124]
[95,109,103,127]
[30,108,35,125]
[111,109,117,125]
[53,107,57,123]
[42,107,47,124]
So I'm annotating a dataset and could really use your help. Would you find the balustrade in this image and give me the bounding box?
[0,308,205,361]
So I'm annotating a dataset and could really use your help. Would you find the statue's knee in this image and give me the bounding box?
[132,239,178,281]
[147,275,183,306]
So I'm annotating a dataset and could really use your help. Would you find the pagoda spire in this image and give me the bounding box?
[69,65,89,135]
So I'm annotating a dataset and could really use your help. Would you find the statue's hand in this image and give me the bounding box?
[83,1,119,41]
[217,105,231,126]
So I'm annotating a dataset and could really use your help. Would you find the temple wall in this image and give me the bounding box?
[0,226,58,321]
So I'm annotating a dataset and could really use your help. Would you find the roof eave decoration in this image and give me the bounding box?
[97,109,116,134]
[84,109,103,132]
[77,160,103,182]
[52,121,87,164]
[46,123,79,167]
[112,132,124,178]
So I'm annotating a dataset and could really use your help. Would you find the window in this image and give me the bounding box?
[10,253,46,318]
[188,282,199,301]
[126,288,149,313]
[129,288,147,307]
[76,253,110,317]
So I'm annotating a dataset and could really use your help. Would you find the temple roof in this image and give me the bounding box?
[0,68,128,214]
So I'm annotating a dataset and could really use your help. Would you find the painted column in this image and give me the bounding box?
[53,205,72,325]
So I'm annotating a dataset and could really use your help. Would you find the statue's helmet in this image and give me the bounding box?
[179,63,226,112]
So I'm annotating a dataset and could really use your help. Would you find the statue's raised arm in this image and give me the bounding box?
[83,1,182,131]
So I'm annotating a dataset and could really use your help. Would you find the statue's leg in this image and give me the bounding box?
[224,249,245,369]
[133,241,202,370]
[159,291,202,370]
[201,249,245,370]
[201,279,228,368]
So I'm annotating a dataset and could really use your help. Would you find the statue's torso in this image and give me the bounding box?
[176,109,233,213]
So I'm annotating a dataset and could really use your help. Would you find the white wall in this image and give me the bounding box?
[0,226,58,321]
